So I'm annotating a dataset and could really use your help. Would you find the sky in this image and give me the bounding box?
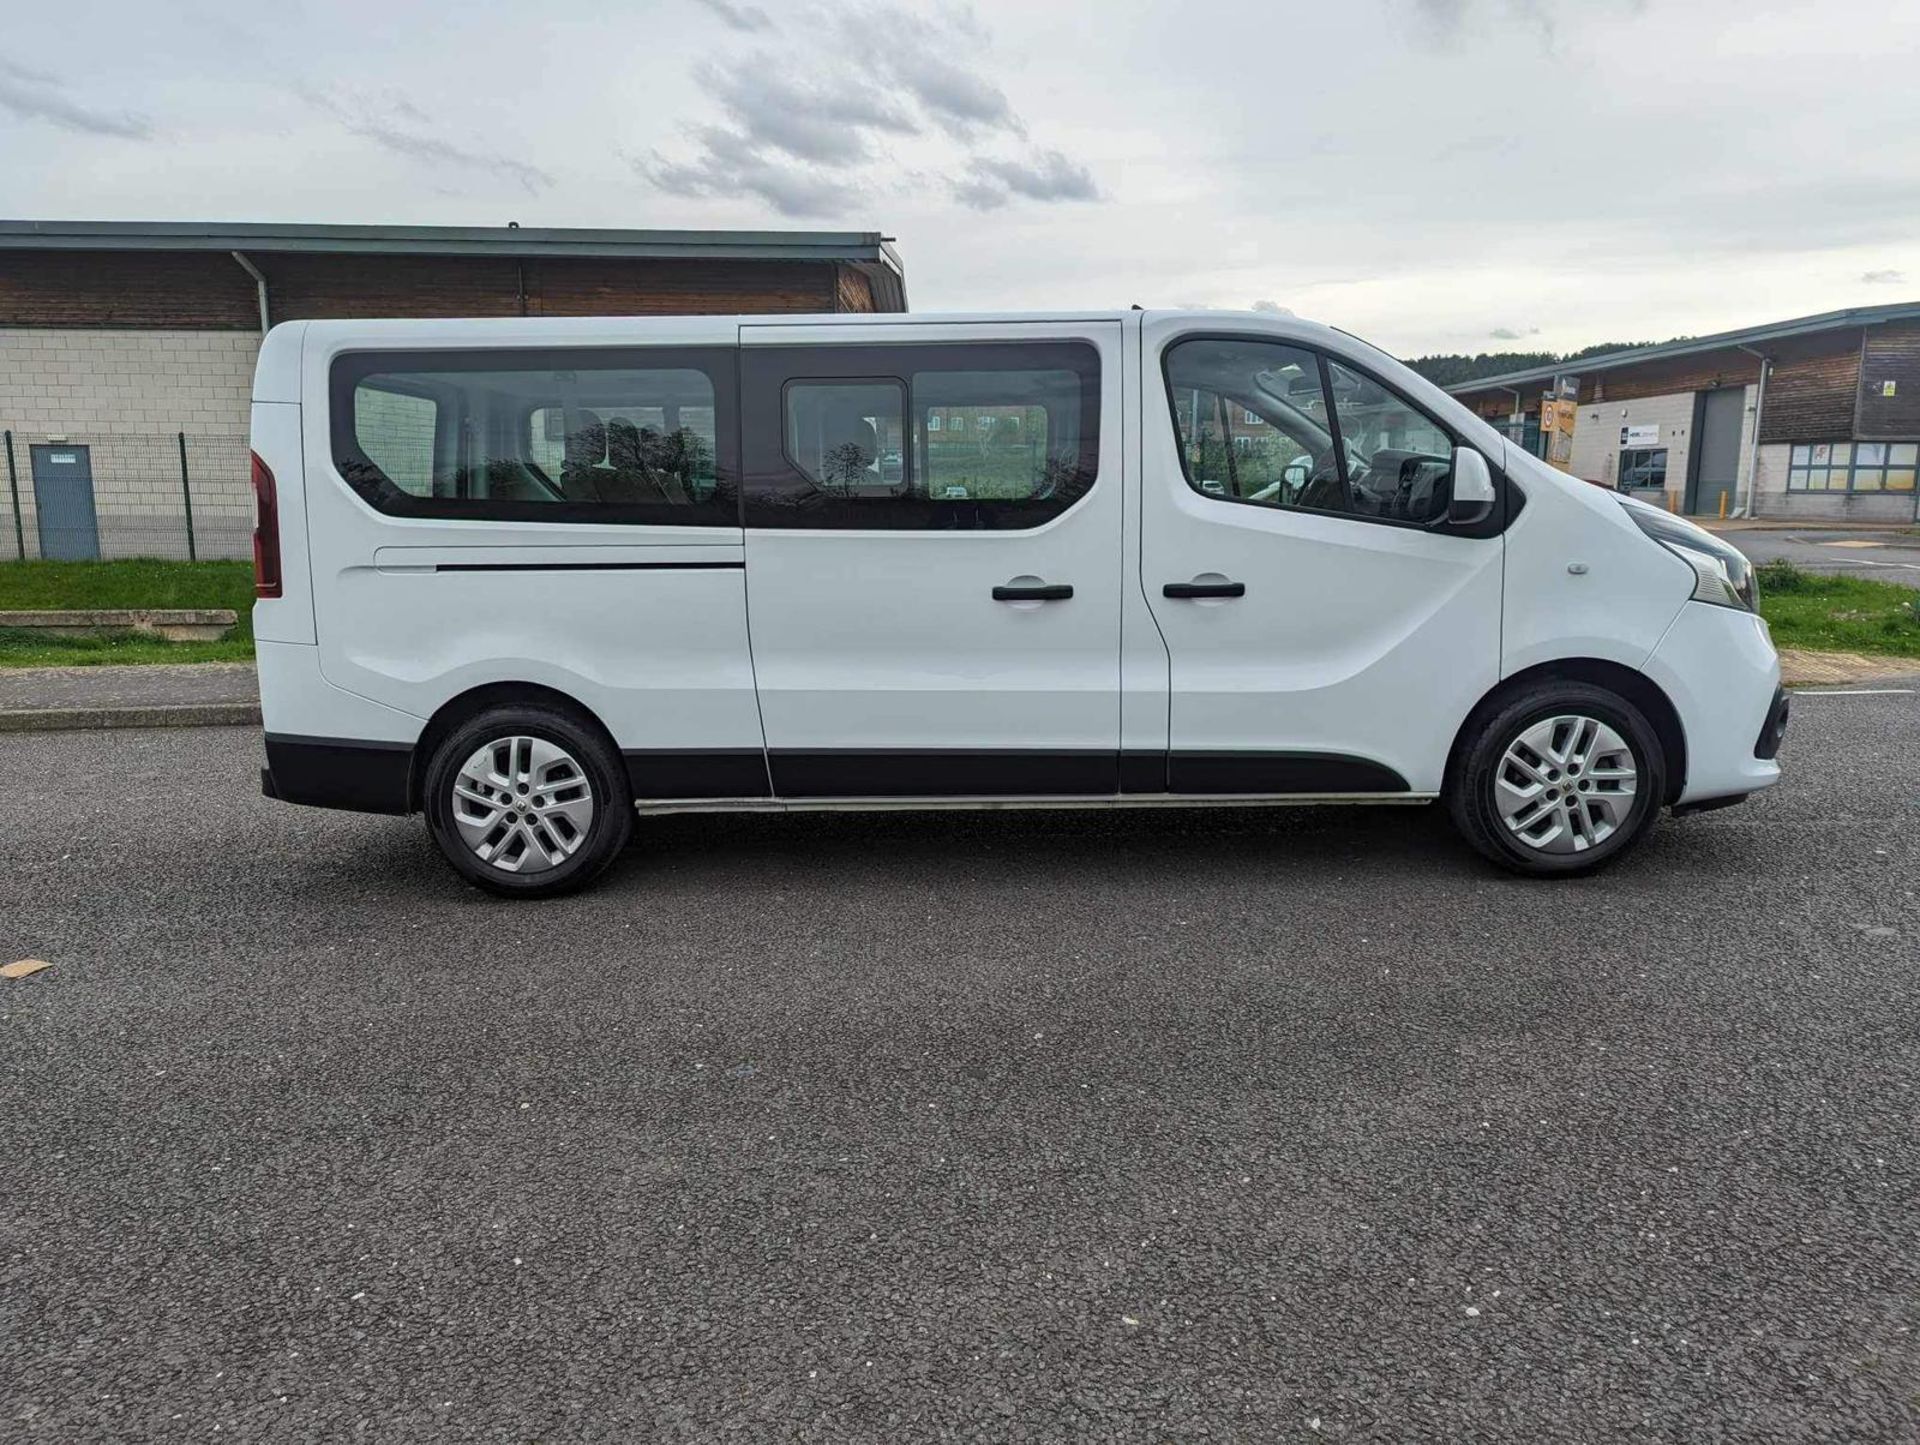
[2,0,1916,357]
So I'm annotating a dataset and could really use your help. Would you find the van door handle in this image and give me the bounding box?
[1163,580,1246,599]
[992,582,1073,601]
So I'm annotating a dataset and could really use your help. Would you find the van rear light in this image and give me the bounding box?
[251,450,282,599]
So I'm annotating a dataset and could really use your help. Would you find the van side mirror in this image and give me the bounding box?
[1449,446,1497,526]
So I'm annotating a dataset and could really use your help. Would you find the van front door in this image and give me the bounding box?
[1139,320,1503,796]
[739,322,1124,797]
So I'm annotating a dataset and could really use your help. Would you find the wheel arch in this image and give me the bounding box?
[1447,659,1687,805]
[408,681,624,812]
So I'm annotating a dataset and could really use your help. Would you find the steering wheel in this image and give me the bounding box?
[1296,445,1349,512]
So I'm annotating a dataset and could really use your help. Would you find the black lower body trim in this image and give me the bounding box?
[765,749,1405,798]
[770,750,1119,797]
[1754,687,1789,760]
[262,734,413,815]
[1672,793,1749,818]
[625,749,771,799]
[1168,751,1408,795]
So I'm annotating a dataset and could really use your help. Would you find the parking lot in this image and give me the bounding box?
[3,696,1918,1443]
[1724,526,1920,587]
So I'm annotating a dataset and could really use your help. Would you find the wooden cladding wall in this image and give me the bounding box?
[835,265,875,313]
[1856,322,1920,439]
[1578,354,1759,406]
[267,255,523,320]
[1,250,872,327]
[0,251,258,327]
[520,259,841,317]
[1759,338,1861,443]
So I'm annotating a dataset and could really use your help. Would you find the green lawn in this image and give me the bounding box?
[0,559,254,668]
[1757,561,1920,658]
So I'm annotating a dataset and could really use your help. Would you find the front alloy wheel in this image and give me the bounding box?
[1492,715,1638,855]
[1450,682,1666,877]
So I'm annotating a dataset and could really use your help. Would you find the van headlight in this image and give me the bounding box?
[1618,498,1757,612]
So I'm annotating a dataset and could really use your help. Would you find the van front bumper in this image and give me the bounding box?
[1643,603,1784,805]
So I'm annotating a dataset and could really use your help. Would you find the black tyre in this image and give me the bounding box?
[1448,682,1667,877]
[423,705,632,898]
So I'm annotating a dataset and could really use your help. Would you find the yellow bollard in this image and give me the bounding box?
[1719,490,1728,520]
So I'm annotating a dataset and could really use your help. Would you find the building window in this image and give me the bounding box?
[1618,448,1669,490]
[1787,441,1917,492]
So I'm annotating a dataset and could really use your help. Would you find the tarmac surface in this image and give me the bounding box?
[3,701,1918,1442]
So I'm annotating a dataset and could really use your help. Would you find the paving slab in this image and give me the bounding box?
[0,662,259,730]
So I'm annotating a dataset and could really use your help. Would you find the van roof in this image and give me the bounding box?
[285,307,1325,337]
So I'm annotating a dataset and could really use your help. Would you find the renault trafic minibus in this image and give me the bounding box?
[249,310,1786,897]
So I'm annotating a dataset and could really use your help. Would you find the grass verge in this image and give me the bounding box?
[0,559,254,668]
[1757,561,1920,658]
[3,556,1916,670]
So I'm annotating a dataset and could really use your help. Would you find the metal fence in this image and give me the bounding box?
[2,429,253,562]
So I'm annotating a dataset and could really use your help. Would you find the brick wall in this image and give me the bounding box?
[1567,388,1699,499]
[0,328,258,559]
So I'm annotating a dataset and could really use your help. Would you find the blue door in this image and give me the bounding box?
[30,445,100,560]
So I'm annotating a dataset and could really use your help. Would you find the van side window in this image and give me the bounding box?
[916,369,1079,504]
[785,381,908,496]
[1324,360,1455,525]
[1164,339,1457,526]
[1165,339,1333,510]
[744,341,1099,530]
[353,385,439,498]
[330,349,736,526]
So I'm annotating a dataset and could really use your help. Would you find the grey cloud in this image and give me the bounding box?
[1490,325,1541,339]
[701,57,917,165]
[695,0,774,31]
[955,150,1101,210]
[882,50,1021,137]
[640,129,859,219]
[642,2,1086,221]
[1400,0,1609,47]
[302,88,552,194]
[828,5,1022,138]
[1251,300,1294,315]
[1861,269,1906,285]
[0,57,151,139]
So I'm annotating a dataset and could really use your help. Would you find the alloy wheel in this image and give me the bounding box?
[1493,714,1638,855]
[450,735,596,874]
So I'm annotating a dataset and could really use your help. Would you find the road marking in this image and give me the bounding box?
[1820,539,1889,549]
[1795,688,1916,696]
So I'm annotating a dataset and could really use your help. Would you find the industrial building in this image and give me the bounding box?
[1448,302,1920,522]
[0,220,907,559]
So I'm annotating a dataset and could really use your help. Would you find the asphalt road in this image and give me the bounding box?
[4,701,1919,1443]
[1721,527,1920,588]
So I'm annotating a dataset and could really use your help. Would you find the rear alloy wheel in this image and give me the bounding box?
[425,706,631,898]
[1450,683,1666,877]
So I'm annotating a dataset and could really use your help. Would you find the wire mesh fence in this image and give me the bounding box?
[2,429,253,563]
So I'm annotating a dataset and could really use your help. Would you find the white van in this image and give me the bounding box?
[249,310,1787,897]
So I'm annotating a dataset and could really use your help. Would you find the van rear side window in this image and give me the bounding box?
[330,348,737,526]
